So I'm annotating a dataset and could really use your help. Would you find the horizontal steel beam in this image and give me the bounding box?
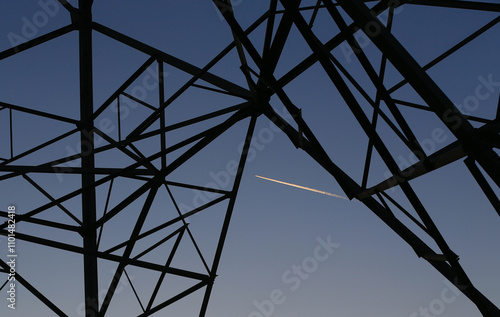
[402,0,500,12]
[0,230,208,281]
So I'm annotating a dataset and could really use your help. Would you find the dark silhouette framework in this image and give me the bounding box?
[0,0,499,316]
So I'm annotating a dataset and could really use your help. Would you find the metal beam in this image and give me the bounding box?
[336,0,500,188]
[264,99,500,315]
[277,0,396,88]
[401,0,500,12]
[91,22,252,100]
[465,158,500,217]
[388,16,500,94]
[77,1,99,316]
[98,184,160,316]
[323,0,425,156]
[199,114,258,316]
[0,260,68,316]
[0,24,76,60]
[0,231,208,280]
[358,141,466,199]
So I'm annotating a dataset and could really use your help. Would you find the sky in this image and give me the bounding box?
[0,1,499,316]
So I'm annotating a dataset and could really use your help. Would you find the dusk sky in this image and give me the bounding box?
[0,1,499,316]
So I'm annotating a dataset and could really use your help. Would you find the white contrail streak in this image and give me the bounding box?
[255,175,349,200]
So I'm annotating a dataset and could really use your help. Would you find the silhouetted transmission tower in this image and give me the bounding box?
[1,1,499,316]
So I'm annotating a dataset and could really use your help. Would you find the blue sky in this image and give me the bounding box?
[0,1,499,316]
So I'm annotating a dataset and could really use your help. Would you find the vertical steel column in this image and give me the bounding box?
[158,60,166,170]
[79,1,99,316]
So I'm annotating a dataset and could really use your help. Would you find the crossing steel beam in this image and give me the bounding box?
[0,1,498,316]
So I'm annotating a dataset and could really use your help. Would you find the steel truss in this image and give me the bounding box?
[0,0,499,316]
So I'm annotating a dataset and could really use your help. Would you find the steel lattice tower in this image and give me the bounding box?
[1,1,499,316]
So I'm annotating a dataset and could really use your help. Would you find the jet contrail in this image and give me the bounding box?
[255,175,349,200]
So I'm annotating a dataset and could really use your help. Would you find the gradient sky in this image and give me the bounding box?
[1,1,499,316]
